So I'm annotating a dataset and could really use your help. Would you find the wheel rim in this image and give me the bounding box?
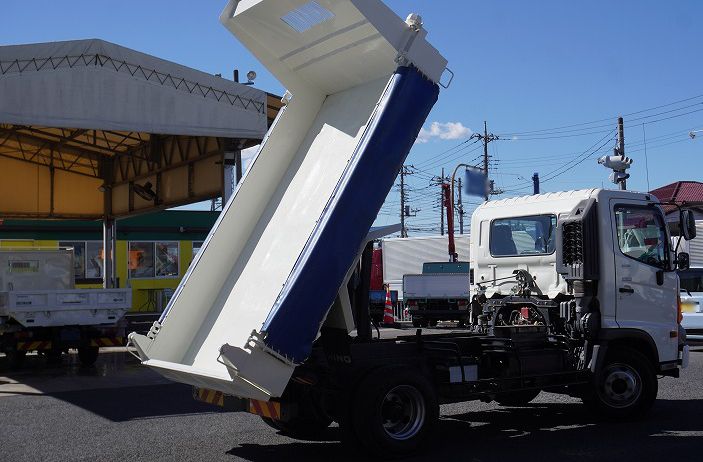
[380,385,425,440]
[598,362,642,408]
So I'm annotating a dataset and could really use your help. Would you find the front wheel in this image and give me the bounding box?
[349,366,439,458]
[583,347,657,420]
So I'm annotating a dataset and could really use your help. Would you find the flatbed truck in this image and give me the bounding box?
[1,248,130,368]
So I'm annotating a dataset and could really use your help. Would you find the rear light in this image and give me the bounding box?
[457,300,469,306]
[14,331,32,339]
[677,295,683,324]
[406,300,417,307]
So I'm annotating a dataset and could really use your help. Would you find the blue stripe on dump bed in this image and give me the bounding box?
[261,66,439,363]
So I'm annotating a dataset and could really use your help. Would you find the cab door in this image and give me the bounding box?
[610,200,678,362]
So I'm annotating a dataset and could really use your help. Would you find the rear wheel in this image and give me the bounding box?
[5,350,26,370]
[45,347,63,365]
[428,318,438,327]
[270,415,332,439]
[583,347,657,420]
[349,366,438,458]
[494,389,541,406]
[78,346,99,366]
[411,316,422,328]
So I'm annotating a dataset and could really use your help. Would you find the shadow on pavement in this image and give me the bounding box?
[46,382,231,422]
[226,398,703,461]
[1,351,230,422]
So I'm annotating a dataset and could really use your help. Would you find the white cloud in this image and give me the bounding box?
[417,122,472,143]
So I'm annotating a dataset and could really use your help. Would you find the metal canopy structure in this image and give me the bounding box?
[0,39,282,220]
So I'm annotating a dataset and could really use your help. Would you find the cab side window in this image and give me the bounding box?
[614,205,668,268]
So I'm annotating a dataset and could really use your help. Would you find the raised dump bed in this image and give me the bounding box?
[129,0,447,400]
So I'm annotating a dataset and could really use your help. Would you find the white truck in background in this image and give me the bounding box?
[673,220,703,266]
[381,234,471,300]
[0,248,130,368]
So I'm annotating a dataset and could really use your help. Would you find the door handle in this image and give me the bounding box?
[619,287,635,294]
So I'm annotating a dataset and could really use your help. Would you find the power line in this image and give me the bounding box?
[498,93,703,137]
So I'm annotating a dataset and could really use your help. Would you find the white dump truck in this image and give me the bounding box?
[0,248,131,368]
[128,0,693,458]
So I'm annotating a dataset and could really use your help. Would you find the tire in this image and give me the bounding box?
[494,389,541,406]
[78,346,100,366]
[270,415,332,439]
[349,366,439,458]
[412,317,422,328]
[260,416,280,430]
[5,350,26,370]
[420,318,430,328]
[46,347,63,365]
[428,318,438,327]
[582,347,657,420]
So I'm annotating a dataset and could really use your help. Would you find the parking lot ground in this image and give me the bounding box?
[1,345,702,461]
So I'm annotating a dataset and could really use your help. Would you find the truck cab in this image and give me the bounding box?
[471,188,689,383]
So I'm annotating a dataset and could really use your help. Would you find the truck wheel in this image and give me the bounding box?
[259,416,280,430]
[5,350,27,370]
[78,346,100,366]
[412,316,422,328]
[494,389,541,406]
[268,415,332,439]
[350,366,438,458]
[583,347,657,420]
[428,318,438,327]
[46,348,63,365]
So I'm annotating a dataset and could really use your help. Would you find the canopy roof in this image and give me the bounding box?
[0,39,267,137]
[0,39,282,220]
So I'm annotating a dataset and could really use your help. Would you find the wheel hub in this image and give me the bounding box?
[380,385,425,440]
[600,363,641,408]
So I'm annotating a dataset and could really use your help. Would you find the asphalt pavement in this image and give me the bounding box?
[1,345,702,462]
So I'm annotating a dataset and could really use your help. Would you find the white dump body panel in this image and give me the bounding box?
[0,289,131,327]
[129,0,446,400]
[403,274,471,300]
[382,235,470,299]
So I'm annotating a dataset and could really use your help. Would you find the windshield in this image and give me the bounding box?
[490,215,556,257]
[679,269,703,293]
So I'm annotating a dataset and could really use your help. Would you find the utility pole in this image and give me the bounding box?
[440,168,445,236]
[457,177,464,234]
[598,116,632,189]
[399,165,417,238]
[470,121,499,200]
[483,121,489,196]
[400,167,406,238]
[617,117,626,190]
[532,172,540,195]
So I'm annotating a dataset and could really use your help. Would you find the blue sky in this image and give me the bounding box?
[4,1,702,235]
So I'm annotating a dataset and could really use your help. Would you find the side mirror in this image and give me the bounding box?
[677,252,690,271]
[680,209,697,241]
